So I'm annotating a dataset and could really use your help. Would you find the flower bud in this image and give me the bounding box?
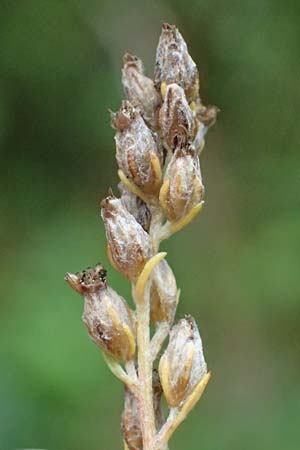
[118,182,152,232]
[101,196,152,280]
[159,316,207,407]
[121,370,164,449]
[154,23,199,101]
[65,265,136,362]
[122,53,161,129]
[111,101,163,194]
[159,83,195,152]
[159,147,204,222]
[150,259,177,324]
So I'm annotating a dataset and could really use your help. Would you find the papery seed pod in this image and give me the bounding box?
[122,370,164,449]
[159,316,207,407]
[65,265,136,362]
[118,182,152,232]
[111,101,163,194]
[101,196,152,280]
[159,147,204,222]
[122,387,143,450]
[159,83,195,153]
[150,259,177,324]
[154,23,199,101]
[122,53,161,129]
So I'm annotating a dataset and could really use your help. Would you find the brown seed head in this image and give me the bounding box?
[159,83,195,153]
[112,101,163,194]
[159,316,207,407]
[159,147,204,222]
[101,196,152,280]
[154,23,199,101]
[66,264,135,361]
[82,284,136,361]
[122,53,161,129]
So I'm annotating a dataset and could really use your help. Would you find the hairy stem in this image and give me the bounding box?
[135,283,156,449]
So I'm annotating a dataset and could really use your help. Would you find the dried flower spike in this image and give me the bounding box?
[66,23,216,450]
[159,316,207,407]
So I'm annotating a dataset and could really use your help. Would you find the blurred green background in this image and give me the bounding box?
[1,0,299,449]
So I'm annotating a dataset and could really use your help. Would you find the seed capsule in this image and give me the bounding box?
[159,316,207,407]
[121,370,164,450]
[118,182,152,232]
[122,53,161,129]
[159,147,204,222]
[101,196,152,280]
[111,101,162,194]
[154,23,199,101]
[65,265,136,362]
[159,83,195,153]
[150,259,177,324]
[122,387,142,450]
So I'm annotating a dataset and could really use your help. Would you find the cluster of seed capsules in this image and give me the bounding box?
[66,23,217,450]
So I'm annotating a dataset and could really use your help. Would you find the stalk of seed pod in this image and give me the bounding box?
[119,182,152,232]
[111,101,163,195]
[65,265,136,362]
[154,23,199,101]
[159,316,207,407]
[150,259,177,324]
[159,83,196,153]
[122,53,161,130]
[159,146,204,222]
[121,370,164,450]
[101,195,152,280]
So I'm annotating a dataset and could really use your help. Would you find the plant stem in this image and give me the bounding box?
[135,283,156,450]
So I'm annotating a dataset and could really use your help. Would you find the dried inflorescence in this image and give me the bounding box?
[66,23,217,450]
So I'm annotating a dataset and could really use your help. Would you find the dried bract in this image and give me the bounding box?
[159,316,207,407]
[150,259,177,324]
[65,266,136,361]
[101,196,152,280]
[122,53,161,129]
[159,83,195,152]
[112,101,162,194]
[159,147,204,222]
[154,23,199,101]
